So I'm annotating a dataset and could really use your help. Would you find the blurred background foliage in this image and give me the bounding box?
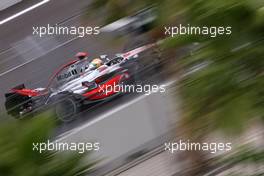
[1,0,263,175]
[0,114,96,176]
[91,0,264,174]
[91,0,264,135]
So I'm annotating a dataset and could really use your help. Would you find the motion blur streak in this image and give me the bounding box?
[0,0,50,25]
[0,36,78,77]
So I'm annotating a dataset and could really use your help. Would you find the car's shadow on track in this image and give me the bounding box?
[53,70,166,138]
[54,92,138,138]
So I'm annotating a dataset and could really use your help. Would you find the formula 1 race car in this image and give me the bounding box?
[4,44,157,122]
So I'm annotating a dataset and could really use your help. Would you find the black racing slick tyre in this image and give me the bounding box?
[55,97,78,123]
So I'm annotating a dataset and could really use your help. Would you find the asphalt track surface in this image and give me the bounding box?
[0,0,164,137]
[0,0,123,111]
[0,3,171,174]
[0,0,94,51]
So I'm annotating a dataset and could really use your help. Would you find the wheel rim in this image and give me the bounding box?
[56,98,76,122]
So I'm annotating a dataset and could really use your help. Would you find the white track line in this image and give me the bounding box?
[0,0,50,25]
[0,13,145,77]
[57,80,176,141]
[0,36,79,77]
[57,94,149,141]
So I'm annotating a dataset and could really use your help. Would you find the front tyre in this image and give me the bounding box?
[55,97,78,122]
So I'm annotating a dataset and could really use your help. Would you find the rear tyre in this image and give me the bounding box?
[55,97,78,123]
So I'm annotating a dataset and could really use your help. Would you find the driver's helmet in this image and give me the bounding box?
[75,52,88,60]
[89,58,103,69]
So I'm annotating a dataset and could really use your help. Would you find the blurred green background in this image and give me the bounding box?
[91,0,264,175]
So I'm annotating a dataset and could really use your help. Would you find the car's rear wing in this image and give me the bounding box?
[4,84,32,118]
